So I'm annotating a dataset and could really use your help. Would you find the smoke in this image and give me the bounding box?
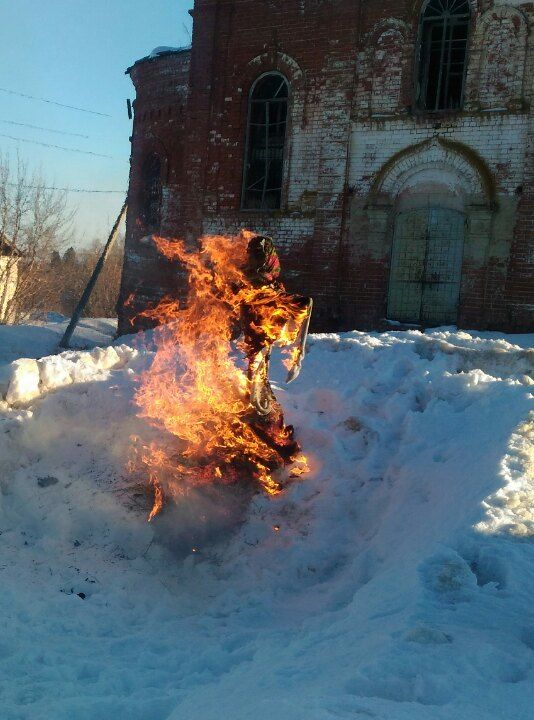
[150,483,256,556]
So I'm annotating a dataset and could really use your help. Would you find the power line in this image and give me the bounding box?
[7,182,126,194]
[0,87,111,117]
[51,187,126,194]
[0,119,90,139]
[0,132,118,159]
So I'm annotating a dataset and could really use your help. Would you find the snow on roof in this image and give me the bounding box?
[126,45,192,73]
[149,45,190,58]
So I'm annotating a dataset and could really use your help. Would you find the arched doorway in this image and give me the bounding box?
[367,137,496,329]
[387,206,465,326]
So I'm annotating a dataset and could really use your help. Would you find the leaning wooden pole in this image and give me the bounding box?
[59,200,128,350]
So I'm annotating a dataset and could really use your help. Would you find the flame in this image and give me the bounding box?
[132,231,310,519]
[148,476,164,522]
[289,454,310,478]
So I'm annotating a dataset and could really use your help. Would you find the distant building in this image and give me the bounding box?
[118,0,533,335]
[0,234,22,324]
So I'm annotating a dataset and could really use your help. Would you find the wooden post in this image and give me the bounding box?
[59,200,128,350]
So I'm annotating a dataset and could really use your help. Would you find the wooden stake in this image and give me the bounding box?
[59,200,127,350]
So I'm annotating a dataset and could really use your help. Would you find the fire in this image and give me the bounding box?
[132,231,310,520]
[148,475,164,522]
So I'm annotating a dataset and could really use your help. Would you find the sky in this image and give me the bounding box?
[0,0,194,246]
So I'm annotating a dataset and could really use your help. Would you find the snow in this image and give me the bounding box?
[0,318,117,402]
[0,321,533,719]
[150,45,179,56]
[4,345,137,405]
[0,317,116,368]
[148,45,191,58]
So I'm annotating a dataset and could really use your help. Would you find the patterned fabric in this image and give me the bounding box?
[247,235,281,284]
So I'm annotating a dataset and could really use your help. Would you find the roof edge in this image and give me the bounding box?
[126,45,192,75]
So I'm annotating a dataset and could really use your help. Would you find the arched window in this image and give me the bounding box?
[141,153,162,230]
[417,0,470,112]
[242,73,289,210]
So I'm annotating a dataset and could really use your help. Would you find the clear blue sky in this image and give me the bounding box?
[0,0,194,245]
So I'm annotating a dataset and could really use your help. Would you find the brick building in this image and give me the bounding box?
[118,0,533,335]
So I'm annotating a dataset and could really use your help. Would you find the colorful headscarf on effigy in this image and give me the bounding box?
[247,235,281,284]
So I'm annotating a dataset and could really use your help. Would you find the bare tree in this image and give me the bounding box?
[0,154,73,323]
[76,235,125,318]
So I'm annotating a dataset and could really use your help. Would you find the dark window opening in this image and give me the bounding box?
[418,0,470,112]
[141,153,162,230]
[242,73,289,210]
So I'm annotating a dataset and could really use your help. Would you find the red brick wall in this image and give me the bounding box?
[507,118,534,331]
[118,50,191,332]
[118,0,533,335]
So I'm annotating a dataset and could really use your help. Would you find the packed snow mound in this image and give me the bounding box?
[2,344,137,405]
[0,317,116,371]
[0,325,533,720]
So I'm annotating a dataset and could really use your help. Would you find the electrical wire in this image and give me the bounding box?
[0,132,119,159]
[7,182,126,194]
[0,119,90,139]
[0,87,111,117]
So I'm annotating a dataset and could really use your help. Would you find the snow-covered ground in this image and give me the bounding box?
[0,321,532,720]
[0,316,116,371]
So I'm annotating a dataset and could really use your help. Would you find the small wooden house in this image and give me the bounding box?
[0,234,22,324]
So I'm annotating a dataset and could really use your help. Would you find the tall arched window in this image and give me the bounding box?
[242,73,289,210]
[417,0,470,112]
[141,153,162,230]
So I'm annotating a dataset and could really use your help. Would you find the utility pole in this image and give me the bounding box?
[59,200,127,350]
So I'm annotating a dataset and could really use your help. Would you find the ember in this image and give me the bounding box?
[133,231,311,520]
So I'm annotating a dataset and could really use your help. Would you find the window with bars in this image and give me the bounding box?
[242,73,289,211]
[417,0,470,112]
[141,153,162,230]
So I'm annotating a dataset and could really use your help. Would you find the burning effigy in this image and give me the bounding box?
[133,231,312,521]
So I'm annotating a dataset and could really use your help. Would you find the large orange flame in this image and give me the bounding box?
[133,232,309,520]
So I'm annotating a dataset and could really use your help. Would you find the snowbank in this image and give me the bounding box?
[2,344,137,405]
[0,325,532,720]
[0,317,116,371]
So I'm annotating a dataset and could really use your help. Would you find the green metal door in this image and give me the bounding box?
[387,207,465,326]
